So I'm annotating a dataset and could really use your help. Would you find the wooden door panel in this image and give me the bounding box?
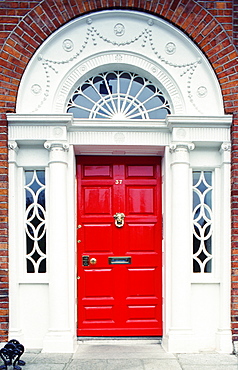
[127,224,156,252]
[126,165,155,178]
[77,156,162,336]
[83,306,114,323]
[83,224,113,253]
[84,269,114,298]
[83,187,112,214]
[127,268,158,297]
[127,305,158,321]
[83,164,113,178]
[127,187,155,214]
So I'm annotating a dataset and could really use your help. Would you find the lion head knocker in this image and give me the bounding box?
[113,212,125,228]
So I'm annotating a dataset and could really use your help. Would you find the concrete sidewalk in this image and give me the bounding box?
[17,339,238,369]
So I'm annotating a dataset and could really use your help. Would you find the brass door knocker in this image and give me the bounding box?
[113,212,125,228]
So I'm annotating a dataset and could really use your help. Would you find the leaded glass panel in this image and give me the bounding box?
[67,71,171,119]
[25,170,46,273]
[192,171,213,273]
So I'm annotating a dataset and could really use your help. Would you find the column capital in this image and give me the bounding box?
[220,142,231,153]
[8,140,19,164]
[220,142,231,164]
[44,141,69,165]
[44,141,69,152]
[169,142,195,154]
[8,140,19,152]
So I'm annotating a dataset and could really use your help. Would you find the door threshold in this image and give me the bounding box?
[77,337,162,344]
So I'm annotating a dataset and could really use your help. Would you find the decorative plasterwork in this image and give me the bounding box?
[44,141,69,152]
[220,142,231,152]
[167,115,232,128]
[8,140,19,152]
[16,11,224,116]
[8,140,19,164]
[169,142,195,153]
[168,115,232,143]
[55,53,182,115]
[220,142,231,164]
[7,114,231,150]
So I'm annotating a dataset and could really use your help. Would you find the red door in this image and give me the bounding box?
[77,156,162,336]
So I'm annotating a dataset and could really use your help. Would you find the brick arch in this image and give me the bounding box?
[1,0,237,115]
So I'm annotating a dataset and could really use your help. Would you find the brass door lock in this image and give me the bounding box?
[90,258,97,265]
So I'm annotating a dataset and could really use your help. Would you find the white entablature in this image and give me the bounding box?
[17,10,224,117]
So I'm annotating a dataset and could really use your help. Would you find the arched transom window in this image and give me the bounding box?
[67,71,171,119]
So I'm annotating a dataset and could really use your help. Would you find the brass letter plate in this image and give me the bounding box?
[108,256,131,265]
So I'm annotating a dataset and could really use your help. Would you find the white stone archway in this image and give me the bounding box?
[16,10,223,117]
[8,10,232,353]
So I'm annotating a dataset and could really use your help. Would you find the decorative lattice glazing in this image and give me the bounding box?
[67,71,171,119]
[192,171,213,273]
[25,170,46,273]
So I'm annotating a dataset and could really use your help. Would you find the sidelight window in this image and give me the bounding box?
[24,170,46,273]
[192,171,213,273]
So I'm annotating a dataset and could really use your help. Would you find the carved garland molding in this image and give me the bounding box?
[53,52,185,115]
[33,23,202,114]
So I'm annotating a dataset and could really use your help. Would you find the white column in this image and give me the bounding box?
[216,142,232,352]
[42,141,75,353]
[8,141,24,341]
[165,142,195,352]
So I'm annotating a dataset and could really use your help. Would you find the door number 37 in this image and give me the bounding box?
[115,180,123,184]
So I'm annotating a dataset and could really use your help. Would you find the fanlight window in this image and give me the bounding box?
[67,71,171,119]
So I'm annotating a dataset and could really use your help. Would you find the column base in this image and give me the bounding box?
[8,328,24,344]
[163,328,233,353]
[162,329,197,353]
[216,329,233,353]
[42,330,77,353]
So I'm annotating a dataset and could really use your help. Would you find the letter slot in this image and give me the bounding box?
[108,256,131,265]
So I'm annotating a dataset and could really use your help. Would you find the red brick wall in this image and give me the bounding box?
[0,113,8,341]
[231,112,238,342]
[0,0,237,343]
[233,0,238,50]
[197,1,233,36]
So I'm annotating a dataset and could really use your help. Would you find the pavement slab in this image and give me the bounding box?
[104,359,144,369]
[177,353,238,370]
[64,359,108,370]
[20,365,66,370]
[30,353,73,364]
[181,366,238,370]
[143,358,182,370]
[7,341,238,370]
